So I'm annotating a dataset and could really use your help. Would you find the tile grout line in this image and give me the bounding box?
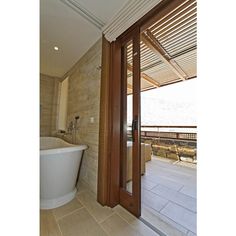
[148,187,197,213]
[76,193,115,225]
[78,195,116,236]
[148,180,191,189]
[161,212,190,233]
[147,171,194,183]
[56,220,64,236]
[149,183,160,191]
[149,183,193,198]
[50,210,65,236]
[76,192,114,235]
[54,206,85,221]
[150,190,197,213]
[142,195,195,233]
[157,207,194,234]
[115,209,144,233]
[147,162,195,176]
[187,230,196,236]
[144,172,190,188]
[178,185,185,192]
[178,187,197,199]
[98,212,117,224]
[157,199,170,213]
[114,208,160,236]
[98,217,114,236]
[141,200,166,214]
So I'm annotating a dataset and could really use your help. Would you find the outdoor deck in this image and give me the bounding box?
[141,156,196,236]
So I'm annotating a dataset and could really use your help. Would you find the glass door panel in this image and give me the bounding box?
[120,27,141,217]
[126,40,133,193]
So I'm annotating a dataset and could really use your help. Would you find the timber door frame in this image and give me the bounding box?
[119,27,141,217]
[97,0,187,213]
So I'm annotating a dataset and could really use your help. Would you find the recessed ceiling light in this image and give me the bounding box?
[54,46,59,51]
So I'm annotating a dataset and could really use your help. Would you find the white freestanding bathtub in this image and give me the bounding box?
[40,137,87,209]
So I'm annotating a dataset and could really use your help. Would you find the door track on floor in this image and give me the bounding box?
[139,217,167,236]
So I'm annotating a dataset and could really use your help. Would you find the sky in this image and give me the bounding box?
[127,79,197,126]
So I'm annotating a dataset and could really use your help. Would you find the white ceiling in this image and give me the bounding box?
[40,0,128,78]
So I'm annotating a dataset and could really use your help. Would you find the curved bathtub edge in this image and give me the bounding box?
[40,145,88,155]
[40,188,77,209]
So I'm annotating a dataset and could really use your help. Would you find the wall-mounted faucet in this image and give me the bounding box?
[66,116,80,144]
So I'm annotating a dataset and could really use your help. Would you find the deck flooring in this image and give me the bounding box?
[141,156,196,236]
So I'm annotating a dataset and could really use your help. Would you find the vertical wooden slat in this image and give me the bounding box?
[108,40,122,207]
[97,35,111,205]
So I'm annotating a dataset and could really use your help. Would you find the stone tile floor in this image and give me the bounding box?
[40,181,160,236]
[141,156,197,236]
[40,157,196,236]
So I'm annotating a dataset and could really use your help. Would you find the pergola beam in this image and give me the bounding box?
[127,63,160,87]
[141,30,188,80]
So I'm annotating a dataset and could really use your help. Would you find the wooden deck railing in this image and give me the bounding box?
[127,125,197,161]
[128,125,197,142]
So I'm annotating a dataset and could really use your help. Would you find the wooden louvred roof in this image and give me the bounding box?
[127,0,197,93]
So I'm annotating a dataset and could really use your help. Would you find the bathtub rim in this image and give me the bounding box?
[40,145,88,155]
[40,137,88,155]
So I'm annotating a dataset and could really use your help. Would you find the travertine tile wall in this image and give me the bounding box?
[64,38,102,194]
[40,74,60,136]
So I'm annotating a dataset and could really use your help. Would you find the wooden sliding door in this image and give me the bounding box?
[119,27,141,217]
[98,0,184,219]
